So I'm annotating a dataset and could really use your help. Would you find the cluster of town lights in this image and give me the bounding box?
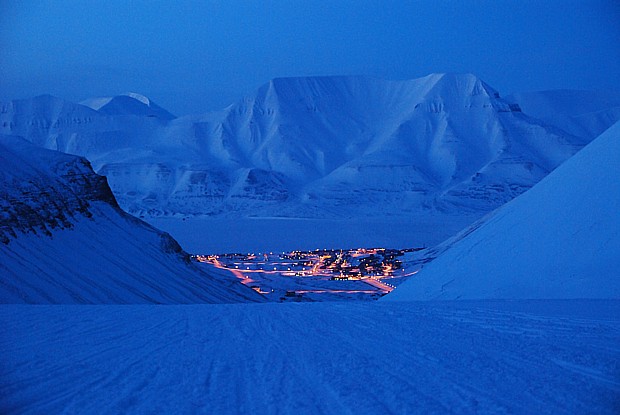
[192,246,426,299]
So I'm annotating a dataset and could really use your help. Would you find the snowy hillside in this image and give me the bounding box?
[3,74,618,222]
[0,135,263,303]
[386,121,620,301]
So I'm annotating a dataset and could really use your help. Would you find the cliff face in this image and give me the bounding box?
[0,137,118,243]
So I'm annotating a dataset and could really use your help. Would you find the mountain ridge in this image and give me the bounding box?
[81,92,176,119]
[2,73,619,223]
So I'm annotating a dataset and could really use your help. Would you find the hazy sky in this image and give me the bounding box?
[1,0,619,115]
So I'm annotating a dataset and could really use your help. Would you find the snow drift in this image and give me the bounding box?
[386,122,620,300]
[0,135,263,304]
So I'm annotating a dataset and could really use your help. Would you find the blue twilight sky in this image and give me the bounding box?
[1,0,619,115]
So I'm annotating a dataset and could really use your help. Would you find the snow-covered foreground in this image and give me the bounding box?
[2,300,618,414]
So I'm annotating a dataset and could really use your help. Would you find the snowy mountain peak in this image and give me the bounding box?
[246,73,503,117]
[425,72,500,98]
[81,92,152,110]
[264,72,493,93]
[124,92,151,106]
[81,93,175,120]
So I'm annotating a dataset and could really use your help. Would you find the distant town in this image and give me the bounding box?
[194,247,424,301]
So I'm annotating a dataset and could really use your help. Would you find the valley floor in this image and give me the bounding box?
[146,215,478,253]
[1,300,619,414]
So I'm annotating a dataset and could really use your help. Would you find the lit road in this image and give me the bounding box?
[363,277,395,292]
[294,290,379,294]
[209,258,255,285]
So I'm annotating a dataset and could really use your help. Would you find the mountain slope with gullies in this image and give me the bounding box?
[2,74,618,222]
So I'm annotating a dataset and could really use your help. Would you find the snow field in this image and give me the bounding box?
[1,300,618,414]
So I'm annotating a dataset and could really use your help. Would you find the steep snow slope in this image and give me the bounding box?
[1,301,618,413]
[386,122,620,301]
[4,74,618,222]
[0,135,263,303]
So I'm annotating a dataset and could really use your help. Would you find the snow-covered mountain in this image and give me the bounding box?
[2,74,619,220]
[386,121,620,301]
[0,135,263,303]
[81,92,176,120]
[507,89,620,139]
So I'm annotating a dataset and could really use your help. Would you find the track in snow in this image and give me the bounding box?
[1,300,619,414]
